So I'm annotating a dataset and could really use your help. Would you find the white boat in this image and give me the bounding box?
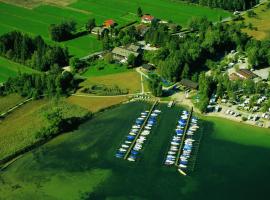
[122,144,129,148]
[154,109,161,113]
[168,151,176,155]
[151,113,158,117]
[125,141,132,144]
[129,132,136,136]
[179,164,187,168]
[128,157,135,162]
[141,132,149,136]
[119,148,127,152]
[171,142,180,145]
[145,126,151,130]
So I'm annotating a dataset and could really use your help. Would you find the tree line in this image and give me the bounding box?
[0,31,69,71]
[0,71,76,98]
[180,0,259,11]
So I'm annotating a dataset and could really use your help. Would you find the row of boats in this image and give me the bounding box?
[164,110,190,166]
[178,116,199,172]
[115,109,161,161]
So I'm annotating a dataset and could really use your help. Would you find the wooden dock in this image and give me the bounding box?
[124,100,159,160]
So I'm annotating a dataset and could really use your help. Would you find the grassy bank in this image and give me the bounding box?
[67,95,128,112]
[0,102,270,199]
[0,99,90,161]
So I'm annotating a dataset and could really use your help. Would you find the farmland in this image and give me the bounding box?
[242,2,270,40]
[0,0,230,57]
[0,57,38,83]
[0,94,25,113]
[1,102,270,199]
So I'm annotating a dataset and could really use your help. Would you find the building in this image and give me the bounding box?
[229,73,242,81]
[112,47,139,62]
[103,19,115,28]
[91,27,107,35]
[142,63,155,71]
[141,15,155,23]
[236,69,257,79]
[180,79,198,90]
[126,44,141,53]
[136,24,150,37]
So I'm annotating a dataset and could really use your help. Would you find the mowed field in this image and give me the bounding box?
[81,70,141,94]
[1,102,270,199]
[242,3,270,40]
[0,0,230,57]
[0,57,38,83]
[67,95,128,112]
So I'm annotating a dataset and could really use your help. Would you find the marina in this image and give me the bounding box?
[115,100,161,161]
[164,107,202,176]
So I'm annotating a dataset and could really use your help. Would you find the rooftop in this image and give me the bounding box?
[112,47,139,58]
[180,79,198,89]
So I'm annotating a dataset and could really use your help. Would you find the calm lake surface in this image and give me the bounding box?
[0,102,270,200]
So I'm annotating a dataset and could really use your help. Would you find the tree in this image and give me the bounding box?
[147,74,163,97]
[127,54,136,67]
[137,7,143,17]
[49,21,77,42]
[181,63,189,79]
[86,18,96,32]
[104,52,114,64]
[247,10,256,18]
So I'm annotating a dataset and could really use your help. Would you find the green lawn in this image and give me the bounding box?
[1,102,270,199]
[82,60,130,77]
[0,1,231,57]
[0,56,38,83]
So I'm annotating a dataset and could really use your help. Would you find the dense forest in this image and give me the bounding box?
[181,0,259,11]
[0,31,69,71]
[0,71,76,98]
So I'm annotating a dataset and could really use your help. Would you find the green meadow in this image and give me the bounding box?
[0,57,38,83]
[1,102,270,200]
[0,0,230,57]
[82,60,130,77]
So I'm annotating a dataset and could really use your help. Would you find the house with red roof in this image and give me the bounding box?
[103,19,115,28]
[141,15,155,24]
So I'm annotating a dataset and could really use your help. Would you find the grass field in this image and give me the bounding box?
[0,0,230,57]
[0,56,38,83]
[82,60,130,77]
[80,70,141,94]
[0,99,49,160]
[67,95,128,112]
[1,102,270,199]
[242,3,270,40]
[0,93,26,113]
[0,98,90,160]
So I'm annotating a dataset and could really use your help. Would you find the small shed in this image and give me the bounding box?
[142,63,155,71]
[180,79,198,90]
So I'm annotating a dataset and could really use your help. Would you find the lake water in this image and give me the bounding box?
[0,102,270,200]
